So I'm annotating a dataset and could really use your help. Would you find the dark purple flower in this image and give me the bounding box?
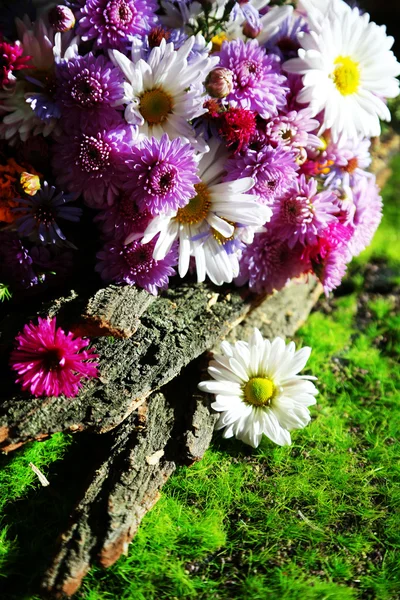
[0,231,38,289]
[217,39,288,119]
[48,5,76,32]
[236,230,305,294]
[13,182,81,246]
[25,73,61,122]
[123,134,200,216]
[31,245,75,281]
[225,145,299,205]
[94,192,152,241]
[10,316,99,398]
[269,175,338,247]
[265,15,306,60]
[56,53,125,133]
[77,0,158,51]
[96,237,177,295]
[52,125,136,207]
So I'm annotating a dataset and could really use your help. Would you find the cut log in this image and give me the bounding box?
[0,277,320,453]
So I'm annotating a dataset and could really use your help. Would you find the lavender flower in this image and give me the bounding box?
[123,134,200,216]
[13,182,81,245]
[94,193,152,241]
[52,125,136,207]
[265,109,320,153]
[348,174,382,258]
[96,238,177,295]
[236,230,305,295]
[56,53,125,133]
[77,0,158,51]
[225,145,299,204]
[217,39,288,119]
[269,175,338,248]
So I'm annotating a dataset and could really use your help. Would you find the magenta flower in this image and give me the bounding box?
[96,238,177,295]
[217,39,288,119]
[52,125,136,207]
[123,134,200,216]
[225,144,299,204]
[0,36,31,89]
[10,317,99,398]
[56,53,125,133]
[269,175,338,247]
[77,0,158,51]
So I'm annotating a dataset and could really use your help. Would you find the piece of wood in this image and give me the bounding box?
[0,277,320,453]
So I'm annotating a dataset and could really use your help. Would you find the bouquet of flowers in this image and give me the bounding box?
[0,0,399,398]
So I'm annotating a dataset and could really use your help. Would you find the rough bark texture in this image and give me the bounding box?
[0,278,320,453]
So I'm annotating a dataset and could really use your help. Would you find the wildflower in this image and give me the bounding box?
[139,141,271,285]
[96,237,177,295]
[198,328,318,447]
[284,4,400,139]
[76,0,158,51]
[10,317,99,397]
[111,37,219,147]
[217,39,288,119]
[13,182,82,246]
[122,134,200,216]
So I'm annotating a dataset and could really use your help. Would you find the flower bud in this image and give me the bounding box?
[205,68,234,99]
[48,5,76,33]
[20,172,41,196]
[242,20,263,39]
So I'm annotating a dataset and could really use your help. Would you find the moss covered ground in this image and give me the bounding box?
[1,156,400,599]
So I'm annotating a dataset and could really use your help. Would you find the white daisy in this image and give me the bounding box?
[284,4,400,140]
[110,37,219,148]
[136,141,272,286]
[198,329,318,448]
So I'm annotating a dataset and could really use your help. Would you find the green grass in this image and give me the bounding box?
[1,157,400,599]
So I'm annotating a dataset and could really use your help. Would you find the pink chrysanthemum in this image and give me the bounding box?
[265,109,320,153]
[225,144,299,204]
[270,175,338,247]
[217,39,288,119]
[77,0,158,51]
[236,230,305,295]
[52,125,136,207]
[96,237,177,295]
[122,134,200,216]
[10,317,99,398]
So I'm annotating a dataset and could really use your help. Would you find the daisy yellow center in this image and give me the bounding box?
[244,377,275,407]
[176,183,211,225]
[333,56,360,96]
[139,88,173,124]
[212,219,235,245]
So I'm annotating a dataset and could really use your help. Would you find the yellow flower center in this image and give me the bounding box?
[332,56,360,96]
[212,220,235,245]
[176,183,211,225]
[244,377,275,407]
[139,88,173,124]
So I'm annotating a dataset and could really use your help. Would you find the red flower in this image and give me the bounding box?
[217,107,257,153]
[0,36,32,89]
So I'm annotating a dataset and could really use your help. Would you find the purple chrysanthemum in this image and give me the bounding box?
[96,237,177,295]
[94,192,152,241]
[269,175,338,248]
[265,109,320,153]
[52,125,136,207]
[265,15,306,60]
[56,53,125,133]
[235,230,305,294]
[123,134,200,216]
[348,174,382,258]
[10,317,99,398]
[77,0,158,51]
[217,39,288,119]
[0,231,38,289]
[12,182,81,246]
[225,145,299,205]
